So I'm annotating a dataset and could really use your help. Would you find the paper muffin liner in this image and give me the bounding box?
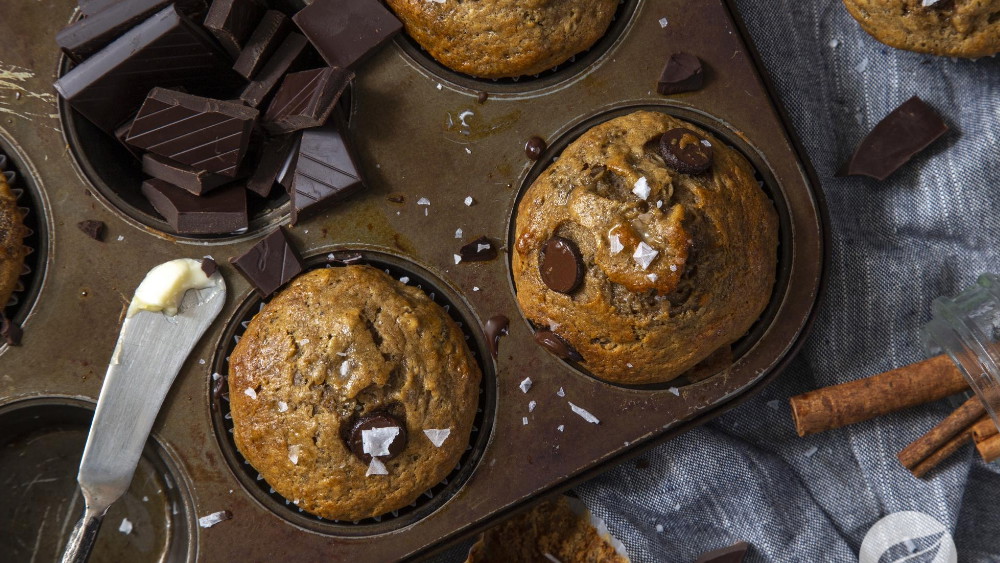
[0,150,37,315]
[213,253,490,527]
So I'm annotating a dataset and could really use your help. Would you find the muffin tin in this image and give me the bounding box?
[0,0,826,561]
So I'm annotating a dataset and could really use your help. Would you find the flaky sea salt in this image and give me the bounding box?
[633,242,659,270]
[557,387,565,397]
[399,276,410,284]
[454,254,462,264]
[523,417,529,425]
[519,377,532,393]
[340,361,350,377]
[669,264,678,272]
[804,446,819,458]
[569,402,600,424]
[632,177,651,200]
[244,387,257,400]
[362,427,400,457]
[609,233,624,255]
[118,518,133,534]
[473,286,480,291]
[424,428,451,447]
[464,196,474,206]
[417,197,431,205]
[544,553,562,563]
[455,228,463,239]
[367,458,388,476]
[288,444,301,465]
[669,387,680,396]
[655,524,664,533]
[529,400,537,412]
[656,200,663,209]
[198,511,231,528]
[658,16,668,27]
[828,38,840,48]
[922,0,941,5]
[557,425,565,432]
[477,243,491,253]
[277,401,288,413]
[646,273,658,282]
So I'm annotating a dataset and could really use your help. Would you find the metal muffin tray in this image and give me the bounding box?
[0,0,826,560]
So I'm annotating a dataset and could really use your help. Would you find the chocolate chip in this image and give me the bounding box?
[534,330,582,361]
[348,412,407,463]
[1,315,22,346]
[660,128,714,174]
[524,136,546,160]
[77,220,106,242]
[459,236,498,262]
[477,91,489,104]
[484,315,509,359]
[201,257,218,278]
[539,237,584,294]
[657,52,704,95]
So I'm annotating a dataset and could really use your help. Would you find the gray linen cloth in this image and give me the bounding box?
[438,1,1000,561]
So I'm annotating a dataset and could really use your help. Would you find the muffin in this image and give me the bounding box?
[512,111,778,385]
[0,171,28,310]
[385,0,620,78]
[843,0,1000,58]
[228,265,481,521]
[465,496,629,563]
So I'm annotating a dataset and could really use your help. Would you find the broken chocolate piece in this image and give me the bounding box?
[657,52,704,95]
[694,542,750,563]
[348,412,407,463]
[292,0,402,69]
[459,236,499,262]
[232,10,291,79]
[142,153,229,195]
[77,220,106,241]
[240,32,309,108]
[524,136,546,161]
[246,134,297,197]
[484,315,509,359]
[262,67,354,135]
[660,128,714,174]
[201,257,218,277]
[57,0,171,62]
[127,88,258,177]
[1,315,22,346]
[203,0,266,58]
[540,237,584,293]
[839,96,948,181]
[142,178,248,234]
[54,5,241,133]
[230,227,303,297]
[288,123,364,224]
[534,330,583,361]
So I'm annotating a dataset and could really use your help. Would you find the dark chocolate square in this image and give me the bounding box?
[288,123,364,224]
[230,227,304,297]
[142,178,248,234]
[291,0,401,69]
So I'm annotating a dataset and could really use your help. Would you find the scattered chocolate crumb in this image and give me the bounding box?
[201,257,218,278]
[386,193,406,204]
[459,236,499,262]
[77,220,106,241]
[1,315,22,346]
[657,52,704,95]
[211,375,226,412]
[525,136,547,160]
[477,91,489,104]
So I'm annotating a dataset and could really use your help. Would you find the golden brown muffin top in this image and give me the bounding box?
[843,0,1000,58]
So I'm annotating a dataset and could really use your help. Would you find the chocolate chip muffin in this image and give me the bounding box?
[228,265,481,521]
[385,0,619,78]
[0,172,27,311]
[512,111,778,385]
[843,0,1000,58]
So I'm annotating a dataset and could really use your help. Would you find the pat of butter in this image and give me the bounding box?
[127,258,215,318]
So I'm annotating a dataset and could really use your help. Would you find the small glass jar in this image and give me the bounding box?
[922,273,1000,427]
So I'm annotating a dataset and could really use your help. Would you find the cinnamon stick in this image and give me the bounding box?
[790,355,967,437]
[898,395,985,470]
[910,430,974,478]
[971,416,999,443]
[976,434,1000,464]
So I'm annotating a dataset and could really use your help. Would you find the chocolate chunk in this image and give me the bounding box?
[80,0,206,17]
[127,88,258,177]
[246,134,297,197]
[292,0,402,69]
[694,542,749,563]
[477,91,489,104]
[230,227,303,297]
[201,257,218,277]
[142,153,229,195]
[348,412,407,463]
[263,67,354,134]
[459,236,499,262]
[524,136,546,160]
[839,96,948,181]
[540,237,584,293]
[77,220,106,241]
[232,10,291,79]
[660,128,714,174]
[385,193,405,204]
[113,117,143,161]
[57,0,171,62]
[203,0,266,59]
[54,5,242,133]
[484,315,509,359]
[240,33,309,108]
[142,178,248,234]
[657,52,704,95]
[288,123,364,224]
[534,330,583,362]
[1,315,22,347]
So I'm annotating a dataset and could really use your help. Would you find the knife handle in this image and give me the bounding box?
[60,504,106,563]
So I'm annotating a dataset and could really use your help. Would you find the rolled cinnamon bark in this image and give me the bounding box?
[976,434,1000,463]
[790,355,968,437]
[910,430,973,478]
[971,416,999,443]
[898,395,985,470]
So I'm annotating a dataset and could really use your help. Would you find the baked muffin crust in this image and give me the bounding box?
[843,0,1000,58]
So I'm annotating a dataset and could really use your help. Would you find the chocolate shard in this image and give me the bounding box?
[54,5,243,133]
[839,96,948,181]
[694,542,750,563]
[246,134,297,197]
[657,52,704,95]
[142,153,230,195]
[142,178,248,234]
[240,32,309,108]
[201,257,219,277]
[230,227,303,297]
[262,67,353,135]
[459,236,499,262]
[287,123,364,224]
[127,88,258,177]
[57,0,171,63]
[203,0,266,59]
[77,219,106,241]
[292,0,402,69]
[232,10,291,79]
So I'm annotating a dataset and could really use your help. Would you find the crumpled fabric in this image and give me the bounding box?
[436,1,1000,561]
